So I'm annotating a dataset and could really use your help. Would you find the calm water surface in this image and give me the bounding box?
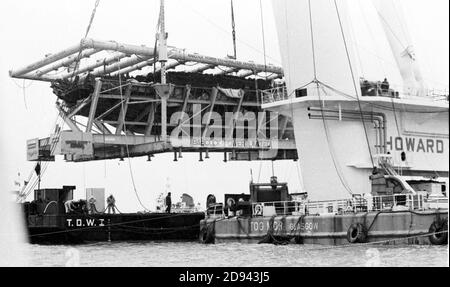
[23,242,448,267]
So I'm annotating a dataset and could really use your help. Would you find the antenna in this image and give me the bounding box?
[231,0,237,59]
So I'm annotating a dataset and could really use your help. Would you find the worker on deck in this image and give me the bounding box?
[88,196,97,214]
[361,79,371,96]
[165,192,172,213]
[106,194,116,214]
[64,199,76,213]
[381,78,390,94]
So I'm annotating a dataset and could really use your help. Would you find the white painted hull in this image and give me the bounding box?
[264,94,449,200]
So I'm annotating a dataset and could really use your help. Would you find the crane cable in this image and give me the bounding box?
[333,0,375,168]
[306,0,354,196]
[69,0,101,85]
[116,58,151,212]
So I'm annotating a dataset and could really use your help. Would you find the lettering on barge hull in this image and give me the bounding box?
[250,220,319,233]
[66,218,105,228]
[386,136,445,154]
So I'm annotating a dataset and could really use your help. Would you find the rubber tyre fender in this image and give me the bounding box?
[347,223,368,244]
[429,220,448,245]
[200,223,215,244]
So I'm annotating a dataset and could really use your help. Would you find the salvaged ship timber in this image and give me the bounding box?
[200,177,448,245]
[23,186,204,244]
[10,39,297,164]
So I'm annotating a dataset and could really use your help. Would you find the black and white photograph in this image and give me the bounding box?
[0,0,448,272]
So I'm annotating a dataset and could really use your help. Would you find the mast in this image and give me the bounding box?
[158,0,168,84]
[372,0,426,96]
[231,0,237,59]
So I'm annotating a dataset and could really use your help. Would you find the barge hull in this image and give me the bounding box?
[201,210,448,245]
[27,212,205,244]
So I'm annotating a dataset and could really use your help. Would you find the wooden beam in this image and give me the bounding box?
[86,79,102,132]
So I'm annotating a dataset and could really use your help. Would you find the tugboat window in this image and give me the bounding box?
[295,88,307,98]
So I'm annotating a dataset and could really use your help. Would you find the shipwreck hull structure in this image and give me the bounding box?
[10,39,297,163]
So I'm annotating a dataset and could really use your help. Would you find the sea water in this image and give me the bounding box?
[22,242,448,267]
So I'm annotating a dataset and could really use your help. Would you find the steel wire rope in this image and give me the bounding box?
[11,78,34,110]
[172,0,281,66]
[68,0,101,86]
[334,0,375,168]
[317,85,354,196]
[306,0,354,196]
[116,57,151,212]
[346,7,366,79]
[358,0,388,78]
[283,0,303,193]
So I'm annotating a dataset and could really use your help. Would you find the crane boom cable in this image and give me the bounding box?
[333,0,375,168]
[231,0,237,59]
[117,58,150,212]
[69,0,101,84]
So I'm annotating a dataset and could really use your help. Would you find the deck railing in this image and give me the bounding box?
[260,86,289,104]
[206,203,225,218]
[205,194,439,218]
[251,194,429,217]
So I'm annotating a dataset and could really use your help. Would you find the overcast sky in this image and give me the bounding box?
[0,0,448,212]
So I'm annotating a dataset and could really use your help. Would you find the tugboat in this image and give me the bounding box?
[200,175,447,245]
[199,0,448,246]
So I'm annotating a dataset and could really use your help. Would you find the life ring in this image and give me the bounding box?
[347,223,368,243]
[428,219,448,245]
[254,204,263,216]
[226,198,236,209]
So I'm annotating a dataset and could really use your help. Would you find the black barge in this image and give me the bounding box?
[22,186,204,244]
